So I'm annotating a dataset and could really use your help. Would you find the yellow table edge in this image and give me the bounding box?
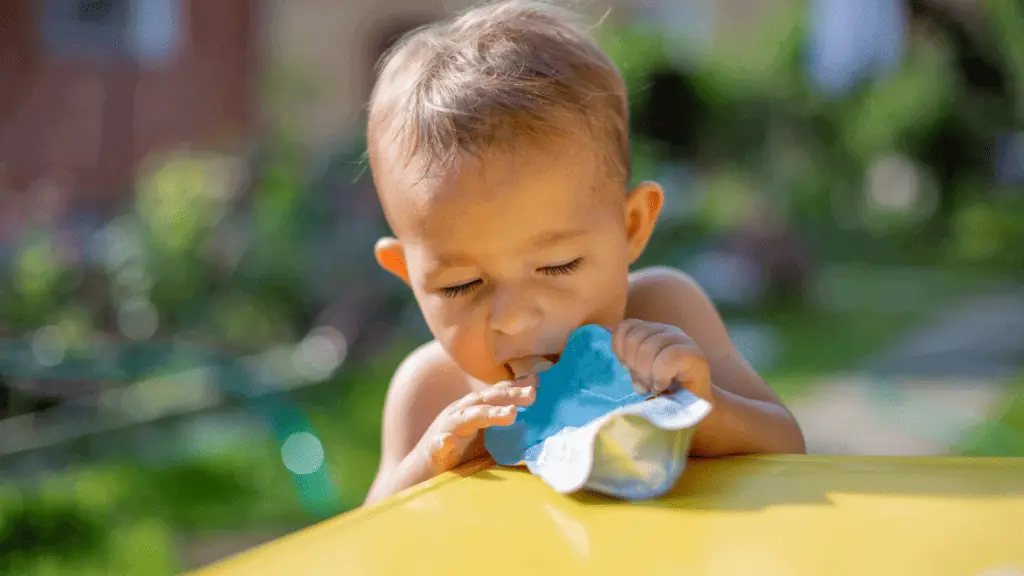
[188,457,497,574]
[190,455,1024,574]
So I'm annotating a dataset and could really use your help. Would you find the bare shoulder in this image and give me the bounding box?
[389,340,471,406]
[627,265,784,404]
[377,340,473,468]
[626,266,712,327]
[626,265,736,363]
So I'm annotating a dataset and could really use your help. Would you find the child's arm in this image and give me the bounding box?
[625,267,806,456]
[363,347,451,505]
[364,343,538,505]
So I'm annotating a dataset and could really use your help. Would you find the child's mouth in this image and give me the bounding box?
[506,354,560,379]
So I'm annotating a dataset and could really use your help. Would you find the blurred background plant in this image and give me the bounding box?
[1,0,1023,573]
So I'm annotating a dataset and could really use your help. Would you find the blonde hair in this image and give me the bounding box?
[367,0,630,184]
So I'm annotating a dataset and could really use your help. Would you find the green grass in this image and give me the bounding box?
[754,306,928,400]
[955,373,1024,457]
[740,264,998,400]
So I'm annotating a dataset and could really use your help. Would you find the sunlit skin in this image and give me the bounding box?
[364,136,805,505]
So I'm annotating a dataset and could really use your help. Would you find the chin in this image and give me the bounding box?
[461,363,509,385]
[486,369,513,385]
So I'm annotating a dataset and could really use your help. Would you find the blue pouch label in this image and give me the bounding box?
[484,324,711,499]
[484,324,650,466]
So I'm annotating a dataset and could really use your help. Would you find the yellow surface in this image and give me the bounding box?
[194,456,1024,576]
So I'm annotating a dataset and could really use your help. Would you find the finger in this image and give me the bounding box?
[634,331,678,375]
[452,380,536,410]
[629,369,647,394]
[651,344,710,395]
[464,433,487,462]
[616,321,661,394]
[449,404,517,436]
[612,319,646,360]
[681,353,713,399]
[623,324,665,376]
[611,320,629,359]
[477,384,536,407]
[499,385,537,407]
[432,433,457,470]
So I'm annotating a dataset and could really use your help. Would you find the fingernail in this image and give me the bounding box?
[518,387,533,397]
[436,434,452,451]
[632,381,646,394]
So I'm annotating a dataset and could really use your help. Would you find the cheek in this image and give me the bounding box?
[583,275,629,323]
[546,262,629,325]
[417,294,462,340]
[419,292,475,335]
[448,326,504,383]
[410,290,455,342]
[585,251,631,319]
[417,295,497,374]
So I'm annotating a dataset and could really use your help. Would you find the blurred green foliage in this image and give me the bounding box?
[619,0,1024,275]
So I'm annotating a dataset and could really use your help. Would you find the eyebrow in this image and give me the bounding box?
[429,228,590,271]
[529,228,589,248]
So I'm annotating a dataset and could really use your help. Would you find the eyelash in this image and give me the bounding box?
[440,280,482,299]
[439,258,584,299]
[540,258,583,277]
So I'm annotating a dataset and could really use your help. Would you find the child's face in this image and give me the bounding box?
[374,138,661,384]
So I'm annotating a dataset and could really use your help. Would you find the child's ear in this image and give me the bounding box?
[374,237,410,285]
[623,180,664,264]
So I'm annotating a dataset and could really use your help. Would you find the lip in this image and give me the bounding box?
[503,354,561,379]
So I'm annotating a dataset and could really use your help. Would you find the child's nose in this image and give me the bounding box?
[487,287,542,336]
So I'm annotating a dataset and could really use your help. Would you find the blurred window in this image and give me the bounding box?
[41,0,131,59]
[40,0,180,66]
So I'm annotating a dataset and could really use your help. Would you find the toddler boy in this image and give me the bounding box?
[363,0,805,505]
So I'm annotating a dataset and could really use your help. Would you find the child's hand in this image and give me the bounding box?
[418,377,538,475]
[611,319,713,402]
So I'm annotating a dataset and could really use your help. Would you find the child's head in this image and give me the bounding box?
[368,0,664,384]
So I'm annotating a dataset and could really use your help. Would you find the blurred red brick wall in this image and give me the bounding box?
[0,0,257,213]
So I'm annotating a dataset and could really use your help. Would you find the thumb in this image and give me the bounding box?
[436,433,461,469]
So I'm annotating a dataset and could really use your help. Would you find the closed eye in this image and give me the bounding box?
[540,257,583,276]
[440,279,482,299]
[439,258,582,298]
